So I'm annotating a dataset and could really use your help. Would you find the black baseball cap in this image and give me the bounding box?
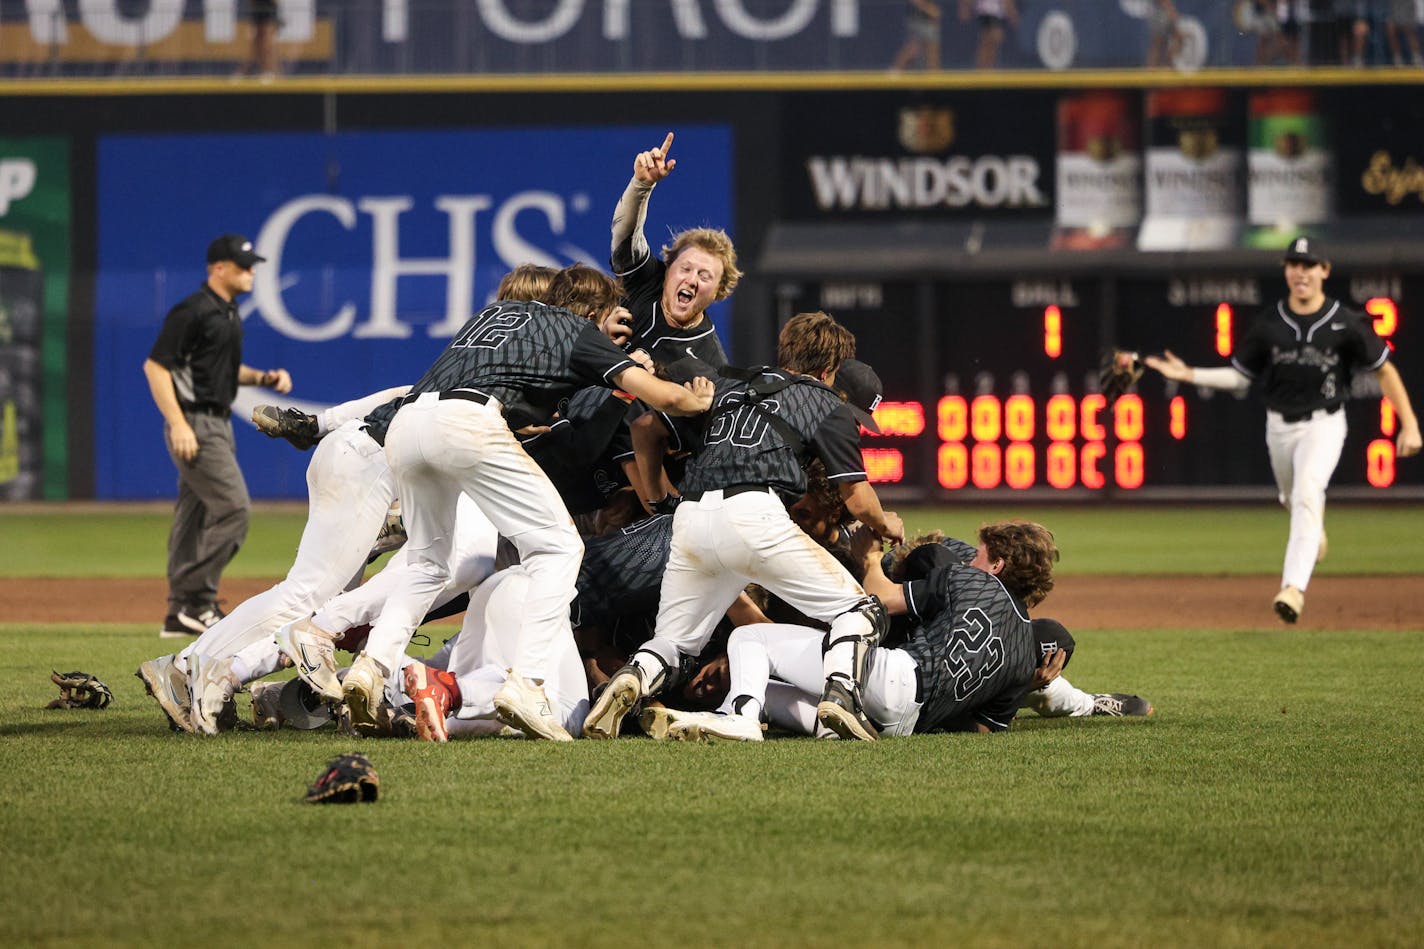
[1282,236,1326,266]
[1031,618,1075,669]
[207,233,265,268]
[836,358,883,433]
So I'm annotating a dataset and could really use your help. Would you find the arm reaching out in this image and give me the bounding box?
[611,132,675,272]
[1144,349,1251,392]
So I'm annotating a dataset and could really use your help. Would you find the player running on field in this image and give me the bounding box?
[1145,236,1421,624]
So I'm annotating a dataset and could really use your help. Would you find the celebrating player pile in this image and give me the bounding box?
[137,132,1151,743]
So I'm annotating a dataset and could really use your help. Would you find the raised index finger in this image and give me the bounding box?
[658,131,674,159]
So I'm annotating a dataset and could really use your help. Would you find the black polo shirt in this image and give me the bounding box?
[148,285,243,415]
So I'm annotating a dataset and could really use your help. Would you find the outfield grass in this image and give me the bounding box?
[2,623,1421,947]
[3,502,1424,577]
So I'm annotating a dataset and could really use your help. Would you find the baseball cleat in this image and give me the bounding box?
[159,614,196,639]
[637,704,680,741]
[495,675,573,741]
[276,618,343,702]
[175,603,224,635]
[581,668,642,739]
[252,404,320,450]
[404,662,459,743]
[189,654,240,736]
[816,677,879,742]
[1273,585,1305,624]
[135,654,194,733]
[342,653,389,736]
[249,680,285,730]
[1090,693,1155,717]
[668,711,763,743]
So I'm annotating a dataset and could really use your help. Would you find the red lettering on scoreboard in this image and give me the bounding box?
[937,396,968,442]
[1215,303,1233,357]
[1081,441,1107,489]
[1005,442,1035,489]
[861,448,904,483]
[971,442,1002,489]
[1170,395,1187,440]
[970,395,1002,442]
[937,442,968,489]
[1044,305,1062,358]
[1366,297,1398,337]
[1046,441,1076,489]
[1367,439,1395,487]
[1081,394,1107,441]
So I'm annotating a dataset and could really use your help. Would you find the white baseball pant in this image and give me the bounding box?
[178,420,396,676]
[375,393,583,682]
[721,623,922,737]
[1266,407,1346,591]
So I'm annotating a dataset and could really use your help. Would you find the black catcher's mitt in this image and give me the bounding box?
[46,669,113,709]
[304,752,380,804]
[1100,350,1144,407]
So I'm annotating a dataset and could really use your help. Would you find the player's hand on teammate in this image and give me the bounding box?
[600,306,635,346]
[633,132,676,185]
[683,374,715,412]
[1030,647,1068,691]
[168,419,199,462]
[1144,350,1192,382]
[628,348,655,373]
[878,511,906,546]
[848,524,885,569]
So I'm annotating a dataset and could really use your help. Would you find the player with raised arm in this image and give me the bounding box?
[610,131,739,368]
[1145,237,1421,623]
[582,311,905,742]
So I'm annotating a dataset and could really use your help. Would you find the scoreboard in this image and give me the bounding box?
[772,268,1422,499]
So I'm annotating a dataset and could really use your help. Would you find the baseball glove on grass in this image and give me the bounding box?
[304,752,380,804]
[46,670,113,709]
[1100,349,1144,406]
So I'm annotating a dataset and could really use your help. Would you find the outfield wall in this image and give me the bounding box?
[0,73,1421,501]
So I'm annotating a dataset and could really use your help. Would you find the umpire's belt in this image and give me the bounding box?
[1279,403,1342,424]
[680,484,776,504]
[181,403,230,419]
[400,388,502,412]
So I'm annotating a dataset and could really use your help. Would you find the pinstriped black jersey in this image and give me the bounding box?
[614,249,729,368]
[670,369,866,498]
[901,564,1038,734]
[403,300,636,419]
[571,514,673,628]
[1232,298,1389,416]
[519,387,632,515]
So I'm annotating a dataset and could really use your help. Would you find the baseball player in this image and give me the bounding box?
[610,131,737,368]
[345,283,713,742]
[136,384,410,735]
[665,522,1063,741]
[1145,236,1421,623]
[582,312,905,742]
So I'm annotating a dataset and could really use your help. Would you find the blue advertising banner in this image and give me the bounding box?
[96,124,733,499]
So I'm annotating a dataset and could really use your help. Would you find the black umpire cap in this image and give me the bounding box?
[207,233,266,268]
[1030,618,1075,669]
[1282,236,1327,267]
[836,358,883,433]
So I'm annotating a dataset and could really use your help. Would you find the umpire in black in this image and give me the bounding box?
[142,234,292,638]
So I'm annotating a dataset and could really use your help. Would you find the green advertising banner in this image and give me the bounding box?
[0,137,69,500]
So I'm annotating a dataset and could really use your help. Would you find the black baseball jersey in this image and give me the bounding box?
[147,285,243,413]
[571,514,673,629]
[613,246,729,368]
[669,368,867,499]
[403,300,636,419]
[1231,298,1389,416]
[900,564,1038,734]
[519,387,633,515]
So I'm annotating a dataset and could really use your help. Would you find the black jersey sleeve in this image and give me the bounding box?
[971,689,1023,732]
[808,403,867,485]
[569,323,638,388]
[1341,307,1390,372]
[1230,312,1272,377]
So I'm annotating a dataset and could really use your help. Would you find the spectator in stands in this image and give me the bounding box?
[1334,0,1371,66]
[239,0,280,80]
[960,0,1017,69]
[890,0,942,72]
[1238,1,1304,65]
[1384,0,1424,65]
[1145,0,1186,67]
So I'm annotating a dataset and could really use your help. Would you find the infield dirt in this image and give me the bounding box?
[3,575,1416,630]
